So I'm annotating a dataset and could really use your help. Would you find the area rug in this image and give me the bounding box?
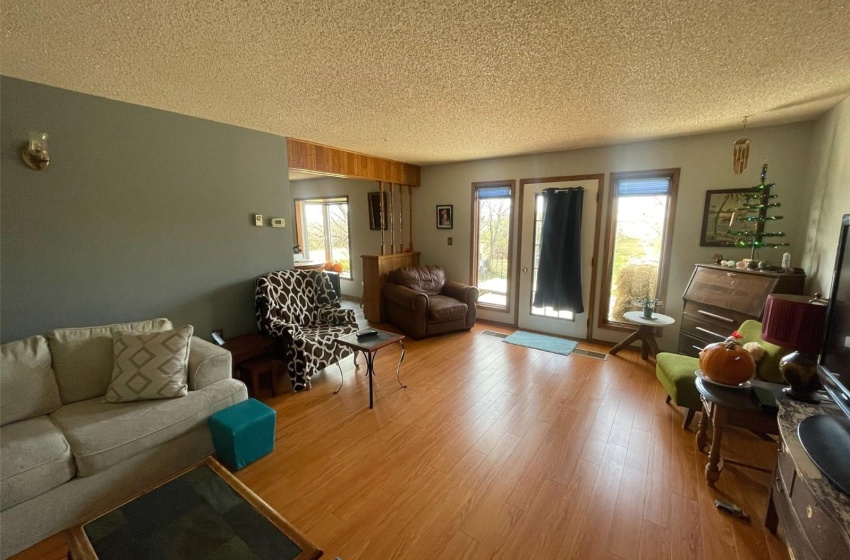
[503,330,578,356]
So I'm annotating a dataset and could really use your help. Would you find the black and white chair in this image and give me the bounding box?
[255,270,358,392]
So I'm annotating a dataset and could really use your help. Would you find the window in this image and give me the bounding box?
[600,169,679,326]
[472,181,515,310]
[294,197,352,279]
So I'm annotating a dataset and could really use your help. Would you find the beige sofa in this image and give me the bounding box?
[0,319,248,558]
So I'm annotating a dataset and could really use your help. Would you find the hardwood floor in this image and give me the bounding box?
[236,323,788,560]
[13,322,790,560]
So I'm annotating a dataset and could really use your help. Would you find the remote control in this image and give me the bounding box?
[715,499,750,521]
[356,329,378,339]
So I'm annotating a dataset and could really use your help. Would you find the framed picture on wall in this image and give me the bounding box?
[700,188,756,246]
[368,191,389,230]
[436,205,453,229]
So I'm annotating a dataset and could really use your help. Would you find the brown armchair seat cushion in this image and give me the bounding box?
[427,296,468,324]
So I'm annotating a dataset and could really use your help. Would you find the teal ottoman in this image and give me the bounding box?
[209,398,275,470]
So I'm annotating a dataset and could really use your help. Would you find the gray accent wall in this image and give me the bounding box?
[1,77,293,343]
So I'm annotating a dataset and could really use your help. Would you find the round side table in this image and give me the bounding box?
[694,376,781,485]
[608,311,675,361]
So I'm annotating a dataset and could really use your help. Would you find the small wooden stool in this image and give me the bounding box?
[237,356,283,398]
[223,333,281,399]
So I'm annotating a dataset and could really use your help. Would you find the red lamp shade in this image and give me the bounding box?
[761,295,828,354]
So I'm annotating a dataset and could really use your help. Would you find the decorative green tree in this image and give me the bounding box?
[727,163,789,259]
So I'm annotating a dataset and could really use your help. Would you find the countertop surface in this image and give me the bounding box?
[777,397,850,534]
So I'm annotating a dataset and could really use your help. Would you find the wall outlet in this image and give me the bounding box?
[271,218,285,228]
[254,214,263,226]
[448,237,453,246]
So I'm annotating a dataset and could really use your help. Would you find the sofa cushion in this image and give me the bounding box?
[389,266,446,295]
[106,326,193,402]
[0,336,62,426]
[46,318,173,404]
[51,379,246,477]
[427,295,469,324]
[0,416,76,511]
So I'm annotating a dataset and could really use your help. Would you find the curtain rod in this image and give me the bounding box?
[545,186,584,192]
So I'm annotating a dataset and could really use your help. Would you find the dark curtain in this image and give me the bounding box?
[533,187,584,313]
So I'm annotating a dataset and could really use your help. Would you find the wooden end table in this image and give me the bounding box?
[336,329,406,409]
[223,333,281,398]
[695,375,782,486]
[608,311,675,361]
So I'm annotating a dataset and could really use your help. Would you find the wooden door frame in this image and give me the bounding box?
[515,174,605,340]
[596,168,680,333]
[470,180,517,318]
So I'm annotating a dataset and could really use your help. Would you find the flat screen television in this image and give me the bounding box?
[819,213,850,417]
[801,214,850,496]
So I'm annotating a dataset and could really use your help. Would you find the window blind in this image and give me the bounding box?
[617,177,671,197]
[477,186,512,199]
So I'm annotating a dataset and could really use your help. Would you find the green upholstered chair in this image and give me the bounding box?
[655,320,787,429]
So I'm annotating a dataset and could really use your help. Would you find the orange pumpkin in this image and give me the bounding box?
[699,338,756,385]
[331,263,343,272]
[324,261,334,271]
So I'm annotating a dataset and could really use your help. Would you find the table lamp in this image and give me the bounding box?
[761,294,828,402]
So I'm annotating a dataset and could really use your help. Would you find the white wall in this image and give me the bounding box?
[416,122,815,351]
[801,96,850,295]
[290,176,408,298]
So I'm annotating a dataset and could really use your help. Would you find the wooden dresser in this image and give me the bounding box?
[678,264,805,357]
[361,251,420,323]
[768,399,850,560]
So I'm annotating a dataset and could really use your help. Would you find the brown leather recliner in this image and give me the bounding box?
[382,265,478,339]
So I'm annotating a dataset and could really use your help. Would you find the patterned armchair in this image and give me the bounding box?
[255,270,358,392]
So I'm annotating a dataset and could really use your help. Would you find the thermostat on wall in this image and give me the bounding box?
[271,218,285,228]
[254,214,263,226]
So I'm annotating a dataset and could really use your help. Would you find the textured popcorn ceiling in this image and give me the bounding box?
[2,0,849,165]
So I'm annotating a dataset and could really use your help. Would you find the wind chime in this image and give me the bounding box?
[733,116,750,175]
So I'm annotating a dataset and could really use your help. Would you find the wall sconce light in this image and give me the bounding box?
[22,131,50,170]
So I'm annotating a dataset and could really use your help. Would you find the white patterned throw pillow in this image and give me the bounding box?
[105,326,193,402]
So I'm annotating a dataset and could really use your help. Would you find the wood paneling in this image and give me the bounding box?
[288,138,421,186]
[361,252,420,322]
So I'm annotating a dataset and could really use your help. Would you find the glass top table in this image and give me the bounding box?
[69,457,321,560]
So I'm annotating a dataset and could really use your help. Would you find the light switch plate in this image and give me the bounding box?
[448,237,453,246]
[254,214,263,226]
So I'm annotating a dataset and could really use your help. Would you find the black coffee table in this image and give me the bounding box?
[69,457,321,560]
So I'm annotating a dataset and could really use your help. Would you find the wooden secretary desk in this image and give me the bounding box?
[678,264,805,357]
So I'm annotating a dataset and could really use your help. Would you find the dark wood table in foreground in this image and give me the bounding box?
[336,329,406,409]
[695,376,781,486]
[69,457,321,560]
